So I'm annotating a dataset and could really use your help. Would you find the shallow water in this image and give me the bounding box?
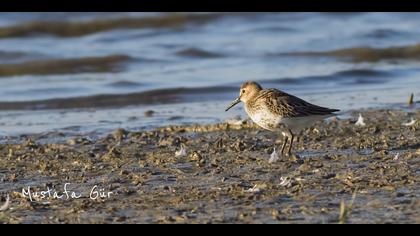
[0,12,419,137]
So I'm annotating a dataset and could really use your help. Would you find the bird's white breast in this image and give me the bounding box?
[245,106,330,133]
[246,107,282,131]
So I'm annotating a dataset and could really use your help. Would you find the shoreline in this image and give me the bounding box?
[0,102,417,143]
[0,107,419,223]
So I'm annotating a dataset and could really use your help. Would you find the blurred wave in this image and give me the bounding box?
[262,69,392,85]
[175,47,225,58]
[274,44,420,62]
[0,55,132,77]
[0,86,235,110]
[0,13,243,38]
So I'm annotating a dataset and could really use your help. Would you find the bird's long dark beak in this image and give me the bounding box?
[225,97,241,112]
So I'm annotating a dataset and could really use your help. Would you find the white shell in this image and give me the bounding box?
[279,177,292,187]
[244,185,261,193]
[402,118,417,127]
[175,146,187,157]
[269,148,279,163]
[0,195,10,211]
[355,113,366,127]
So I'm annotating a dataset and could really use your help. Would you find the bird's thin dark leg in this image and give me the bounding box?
[280,134,289,155]
[286,129,294,157]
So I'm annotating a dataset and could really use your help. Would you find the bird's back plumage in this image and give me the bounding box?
[248,89,339,118]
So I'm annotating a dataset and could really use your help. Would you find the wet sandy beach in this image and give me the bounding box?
[0,108,418,224]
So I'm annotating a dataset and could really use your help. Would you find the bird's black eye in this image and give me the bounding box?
[242,89,246,93]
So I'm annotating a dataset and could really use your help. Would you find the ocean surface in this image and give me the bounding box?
[0,12,419,141]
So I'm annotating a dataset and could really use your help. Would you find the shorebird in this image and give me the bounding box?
[225,81,339,159]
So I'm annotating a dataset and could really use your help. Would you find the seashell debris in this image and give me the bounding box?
[355,113,366,127]
[175,145,187,157]
[244,184,261,193]
[269,148,279,163]
[402,118,417,127]
[279,177,292,187]
[0,194,10,212]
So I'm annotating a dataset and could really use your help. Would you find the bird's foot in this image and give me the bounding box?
[286,153,302,163]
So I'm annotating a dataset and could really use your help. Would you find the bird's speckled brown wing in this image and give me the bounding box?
[252,89,339,118]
